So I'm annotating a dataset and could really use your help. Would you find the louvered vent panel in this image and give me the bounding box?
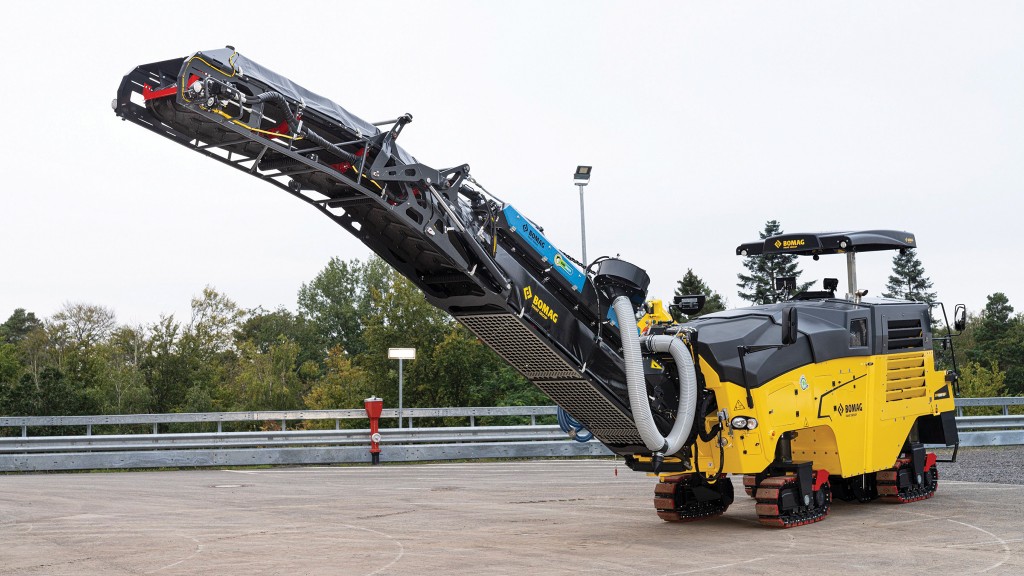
[885,352,927,402]
[457,313,642,445]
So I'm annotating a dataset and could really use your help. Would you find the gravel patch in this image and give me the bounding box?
[934,445,1024,485]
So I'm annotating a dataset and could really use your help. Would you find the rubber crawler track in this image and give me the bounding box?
[755,475,831,528]
[654,474,731,522]
[877,458,939,503]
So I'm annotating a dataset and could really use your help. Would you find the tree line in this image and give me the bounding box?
[0,257,545,426]
[2,220,1019,426]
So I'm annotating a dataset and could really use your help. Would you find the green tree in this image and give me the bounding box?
[0,343,22,413]
[305,346,372,412]
[52,303,117,349]
[672,269,726,321]
[1,308,42,344]
[966,293,1024,395]
[883,250,936,303]
[736,220,812,305]
[359,267,455,411]
[88,326,152,414]
[141,314,190,413]
[235,307,321,373]
[36,303,119,417]
[224,339,303,411]
[973,293,1014,347]
[173,287,246,413]
[958,361,1007,416]
[17,325,50,389]
[7,368,94,418]
[298,257,376,357]
[185,286,246,358]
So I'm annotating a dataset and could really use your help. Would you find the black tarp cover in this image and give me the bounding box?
[192,48,416,165]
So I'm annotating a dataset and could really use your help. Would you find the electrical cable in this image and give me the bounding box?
[703,426,726,485]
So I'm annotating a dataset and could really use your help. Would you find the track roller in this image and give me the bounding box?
[654,474,734,522]
[754,471,831,528]
[877,454,939,503]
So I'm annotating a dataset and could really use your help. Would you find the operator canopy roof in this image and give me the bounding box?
[736,230,916,257]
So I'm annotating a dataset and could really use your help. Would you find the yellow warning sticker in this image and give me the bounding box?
[734,400,744,411]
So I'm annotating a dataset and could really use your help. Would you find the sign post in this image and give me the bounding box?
[388,348,416,428]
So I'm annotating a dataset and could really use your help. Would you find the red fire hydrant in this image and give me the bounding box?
[364,396,383,465]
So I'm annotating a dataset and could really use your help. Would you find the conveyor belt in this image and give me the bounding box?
[114,47,651,452]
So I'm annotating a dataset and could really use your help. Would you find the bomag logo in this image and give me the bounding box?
[523,285,558,323]
[526,227,547,249]
[553,253,573,274]
[775,238,806,249]
[838,402,863,416]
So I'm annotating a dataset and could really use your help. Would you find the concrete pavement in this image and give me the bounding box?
[2,459,1022,575]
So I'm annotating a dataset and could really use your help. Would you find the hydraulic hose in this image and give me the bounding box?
[612,296,698,457]
[243,91,358,164]
[557,406,594,442]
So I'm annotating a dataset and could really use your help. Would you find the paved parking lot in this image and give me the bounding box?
[2,458,1022,575]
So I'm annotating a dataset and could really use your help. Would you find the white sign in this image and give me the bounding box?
[388,347,416,360]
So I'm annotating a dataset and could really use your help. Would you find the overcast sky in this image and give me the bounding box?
[1,1,1021,327]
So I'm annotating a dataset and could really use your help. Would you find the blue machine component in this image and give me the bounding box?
[605,306,641,334]
[502,205,587,293]
[557,406,593,442]
[606,306,621,329]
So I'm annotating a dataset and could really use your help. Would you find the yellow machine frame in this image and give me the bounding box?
[687,350,954,477]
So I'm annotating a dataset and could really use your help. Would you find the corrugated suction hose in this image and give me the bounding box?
[612,296,698,458]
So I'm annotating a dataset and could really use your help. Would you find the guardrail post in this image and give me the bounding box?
[87,424,92,436]
[153,423,158,434]
[531,415,536,426]
[21,425,27,438]
[217,421,223,433]
[470,415,476,427]
[281,419,287,431]
[1004,405,1010,416]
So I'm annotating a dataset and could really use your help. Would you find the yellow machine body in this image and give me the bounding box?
[685,349,954,478]
[638,299,673,334]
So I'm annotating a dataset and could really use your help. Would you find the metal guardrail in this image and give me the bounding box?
[0,406,559,436]
[952,397,1024,447]
[0,399,1020,472]
[956,396,1024,415]
[0,406,606,472]
[0,426,570,453]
